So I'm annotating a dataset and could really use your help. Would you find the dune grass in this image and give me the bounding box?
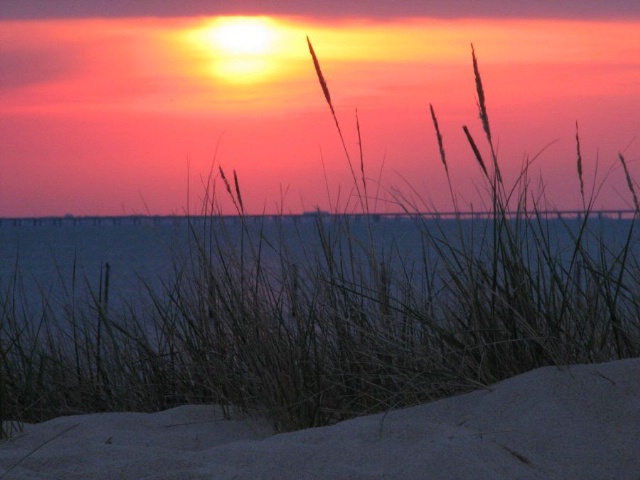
[1,43,639,436]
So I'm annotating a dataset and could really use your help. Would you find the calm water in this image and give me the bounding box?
[1,215,638,320]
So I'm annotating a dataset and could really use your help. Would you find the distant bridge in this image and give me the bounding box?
[0,209,637,228]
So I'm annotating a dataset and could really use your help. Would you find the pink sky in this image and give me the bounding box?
[1,13,640,216]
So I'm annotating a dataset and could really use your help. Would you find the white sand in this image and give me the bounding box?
[1,358,638,479]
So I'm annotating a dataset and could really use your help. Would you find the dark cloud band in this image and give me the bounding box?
[2,0,640,20]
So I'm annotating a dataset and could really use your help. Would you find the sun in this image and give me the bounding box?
[211,17,274,55]
[194,17,280,84]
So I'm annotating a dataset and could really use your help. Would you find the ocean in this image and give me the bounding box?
[1,214,638,323]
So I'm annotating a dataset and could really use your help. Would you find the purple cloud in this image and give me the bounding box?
[2,0,640,20]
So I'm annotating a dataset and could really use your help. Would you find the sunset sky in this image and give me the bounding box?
[1,1,640,216]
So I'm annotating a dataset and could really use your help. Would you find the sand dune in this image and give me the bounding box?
[1,358,638,479]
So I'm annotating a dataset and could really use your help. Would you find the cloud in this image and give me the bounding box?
[0,47,77,92]
[2,0,640,20]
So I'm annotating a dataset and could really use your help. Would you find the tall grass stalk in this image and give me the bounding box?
[576,122,585,208]
[307,36,366,213]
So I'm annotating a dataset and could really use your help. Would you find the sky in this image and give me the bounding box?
[1,1,640,216]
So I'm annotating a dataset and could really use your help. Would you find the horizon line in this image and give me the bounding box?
[1,208,638,225]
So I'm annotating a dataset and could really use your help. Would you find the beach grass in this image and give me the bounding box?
[1,44,639,435]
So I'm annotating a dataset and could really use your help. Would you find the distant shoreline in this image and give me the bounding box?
[0,209,637,227]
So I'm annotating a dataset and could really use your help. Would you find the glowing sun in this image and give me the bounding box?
[211,17,274,55]
[197,17,280,84]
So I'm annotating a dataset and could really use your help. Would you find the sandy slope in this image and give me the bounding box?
[1,358,639,479]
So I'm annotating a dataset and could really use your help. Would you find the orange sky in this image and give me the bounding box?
[1,16,640,216]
